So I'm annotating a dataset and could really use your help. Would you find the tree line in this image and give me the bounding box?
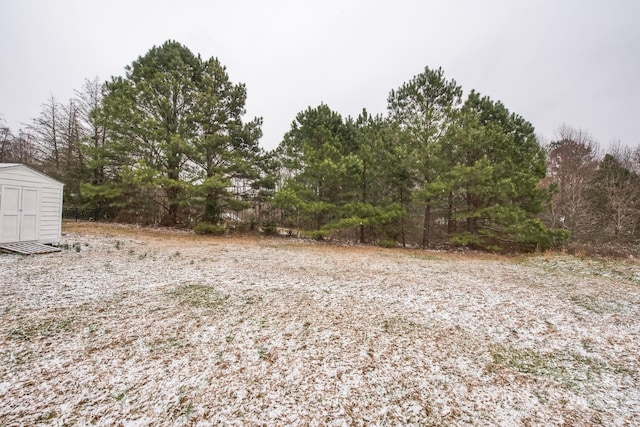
[1,41,638,252]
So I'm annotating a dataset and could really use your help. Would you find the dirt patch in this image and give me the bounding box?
[1,222,639,425]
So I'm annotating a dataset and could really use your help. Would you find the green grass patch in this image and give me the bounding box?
[8,316,77,341]
[570,294,621,315]
[168,284,229,309]
[381,317,430,335]
[489,345,618,390]
[1,349,32,369]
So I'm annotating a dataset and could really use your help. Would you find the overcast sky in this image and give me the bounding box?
[1,0,638,151]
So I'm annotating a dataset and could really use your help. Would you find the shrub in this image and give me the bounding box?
[193,222,226,236]
[261,219,277,235]
[307,230,329,240]
[378,239,398,248]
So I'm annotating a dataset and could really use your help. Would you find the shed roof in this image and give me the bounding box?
[0,163,64,186]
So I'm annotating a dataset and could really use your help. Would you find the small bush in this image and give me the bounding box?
[261,220,277,235]
[378,239,397,248]
[307,230,329,240]
[193,222,226,236]
[450,232,482,248]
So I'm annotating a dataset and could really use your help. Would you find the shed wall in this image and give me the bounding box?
[0,165,63,244]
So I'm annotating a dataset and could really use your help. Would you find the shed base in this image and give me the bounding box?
[0,242,62,255]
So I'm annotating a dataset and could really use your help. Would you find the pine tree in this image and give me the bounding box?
[95,41,263,225]
[387,66,462,247]
[274,104,356,233]
[445,91,565,250]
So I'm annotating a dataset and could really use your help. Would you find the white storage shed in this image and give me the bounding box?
[0,163,64,245]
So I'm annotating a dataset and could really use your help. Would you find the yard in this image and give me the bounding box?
[1,222,639,425]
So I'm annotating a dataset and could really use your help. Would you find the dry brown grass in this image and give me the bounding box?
[0,222,638,425]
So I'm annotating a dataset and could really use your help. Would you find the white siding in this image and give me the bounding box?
[0,164,63,244]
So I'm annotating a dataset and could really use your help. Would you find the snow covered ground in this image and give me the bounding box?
[1,222,639,426]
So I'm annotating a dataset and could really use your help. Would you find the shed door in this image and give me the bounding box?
[0,186,40,243]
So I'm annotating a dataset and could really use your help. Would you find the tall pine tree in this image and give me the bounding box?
[387,66,462,247]
[94,41,263,225]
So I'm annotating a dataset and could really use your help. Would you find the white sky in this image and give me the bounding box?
[1,0,638,151]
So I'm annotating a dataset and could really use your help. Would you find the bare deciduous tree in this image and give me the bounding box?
[76,77,107,185]
[10,130,39,165]
[544,125,601,239]
[591,143,640,239]
[0,118,12,162]
[28,95,63,175]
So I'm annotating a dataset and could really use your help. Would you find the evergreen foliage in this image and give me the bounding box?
[89,40,265,225]
[15,40,640,252]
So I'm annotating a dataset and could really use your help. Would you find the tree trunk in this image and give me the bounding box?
[162,198,179,226]
[400,187,406,247]
[466,193,477,234]
[447,191,456,234]
[203,193,221,223]
[422,202,431,248]
[162,163,181,226]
